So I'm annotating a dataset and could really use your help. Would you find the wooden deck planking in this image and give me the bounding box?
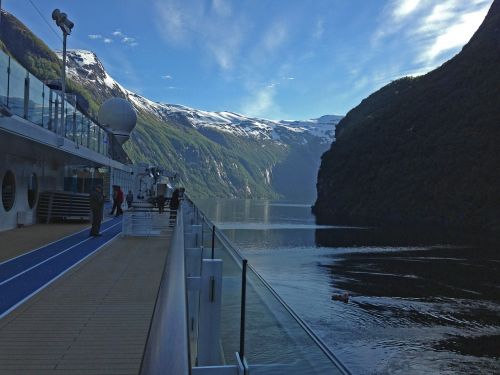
[0,235,170,375]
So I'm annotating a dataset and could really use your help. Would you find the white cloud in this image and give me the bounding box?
[103,38,113,44]
[121,36,139,47]
[154,0,246,71]
[416,1,491,64]
[88,34,102,39]
[262,22,288,52]
[241,85,280,118]
[112,31,123,37]
[372,0,492,71]
[161,74,173,79]
[393,0,424,20]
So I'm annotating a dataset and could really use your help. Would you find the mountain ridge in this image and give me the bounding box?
[313,0,500,230]
[0,10,342,201]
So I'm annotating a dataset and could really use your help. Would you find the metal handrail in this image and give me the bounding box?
[139,202,190,375]
[186,195,351,375]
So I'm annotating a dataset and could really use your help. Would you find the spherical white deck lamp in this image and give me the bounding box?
[52,9,74,136]
[98,97,137,145]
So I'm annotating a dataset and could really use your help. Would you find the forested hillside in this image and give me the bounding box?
[314,1,500,231]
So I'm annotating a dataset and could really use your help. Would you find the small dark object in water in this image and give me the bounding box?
[332,292,349,303]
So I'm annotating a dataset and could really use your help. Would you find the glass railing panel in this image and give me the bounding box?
[89,121,98,152]
[243,264,345,375]
[83,117,90,147]
[42,86,50,128]
[97,127,101,153]
[188,197,349,374]
[0,52,9,106]
[50,90,62,134]
[198,215,243,364]
[102,131,108,156]
[8,58,27,117]
[27,74,44,126]
[65,103,75,139]
[74,110,83,144]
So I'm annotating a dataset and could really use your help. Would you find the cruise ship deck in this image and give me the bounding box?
[0,221,171,375]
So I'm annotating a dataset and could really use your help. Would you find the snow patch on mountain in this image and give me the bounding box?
[61,49,342,144]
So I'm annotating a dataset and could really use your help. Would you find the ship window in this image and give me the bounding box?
[28,173,38,209]
[2,170,16,212]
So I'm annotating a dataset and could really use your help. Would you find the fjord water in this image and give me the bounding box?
[195,199,500,374]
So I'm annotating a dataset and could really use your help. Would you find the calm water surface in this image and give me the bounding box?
[195,198,500,374]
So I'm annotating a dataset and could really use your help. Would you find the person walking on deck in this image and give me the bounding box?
[90,185,104,237]
[126,190,133,209]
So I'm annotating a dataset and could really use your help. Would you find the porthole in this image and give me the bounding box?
[2,170,16,212]
[28,173,38,209]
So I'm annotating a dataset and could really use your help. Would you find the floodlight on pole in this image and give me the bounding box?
[52,9,74,136]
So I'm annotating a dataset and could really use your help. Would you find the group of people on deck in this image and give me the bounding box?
[89,185,182,237]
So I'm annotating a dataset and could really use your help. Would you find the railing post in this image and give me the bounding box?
[239,259,248,359]
[6,56,10,107]
[197,258,223,366]
[211,225,215,259]
[23,74,29,119]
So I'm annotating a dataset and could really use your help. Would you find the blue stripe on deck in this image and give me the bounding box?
[0,218,122,318]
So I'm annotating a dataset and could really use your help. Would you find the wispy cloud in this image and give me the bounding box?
[393,0,424,20]
[88,34,102,40]
[241,85,281,119]
[154,0,245,71]
[313,18,324,40]
[262,22,288,52]
[161,74,173,79]
[414,0,491,64]
[371,0,492,75]
[121,36,139,47]
[103,38,113,44]
[112,30,123,37]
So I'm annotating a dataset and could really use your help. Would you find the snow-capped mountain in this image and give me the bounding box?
[60,50,340,145]
[59,49,342,200]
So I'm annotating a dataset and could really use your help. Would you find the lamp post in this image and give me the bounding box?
[52,9,74,136]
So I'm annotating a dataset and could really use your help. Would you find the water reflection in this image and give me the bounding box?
[195,199,500,374]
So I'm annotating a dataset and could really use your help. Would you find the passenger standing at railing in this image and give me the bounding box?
[126,190,133,209]
[89,185,104,237]
[116,187,124,216]
[157,194,166,214]
[169,188,180,226]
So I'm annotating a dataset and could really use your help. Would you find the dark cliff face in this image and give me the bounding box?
[314,0,500,231]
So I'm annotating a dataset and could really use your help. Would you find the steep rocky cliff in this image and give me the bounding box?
[314,1,500,230]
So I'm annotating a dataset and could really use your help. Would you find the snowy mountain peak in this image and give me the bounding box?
[62,49,342,144]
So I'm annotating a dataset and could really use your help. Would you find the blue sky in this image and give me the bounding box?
[4,0,494,120]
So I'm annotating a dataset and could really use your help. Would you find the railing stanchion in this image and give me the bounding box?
[211,225,215,259]
[239,259,248,359]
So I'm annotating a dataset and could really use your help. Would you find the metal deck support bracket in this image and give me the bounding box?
[197,258,223,366]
